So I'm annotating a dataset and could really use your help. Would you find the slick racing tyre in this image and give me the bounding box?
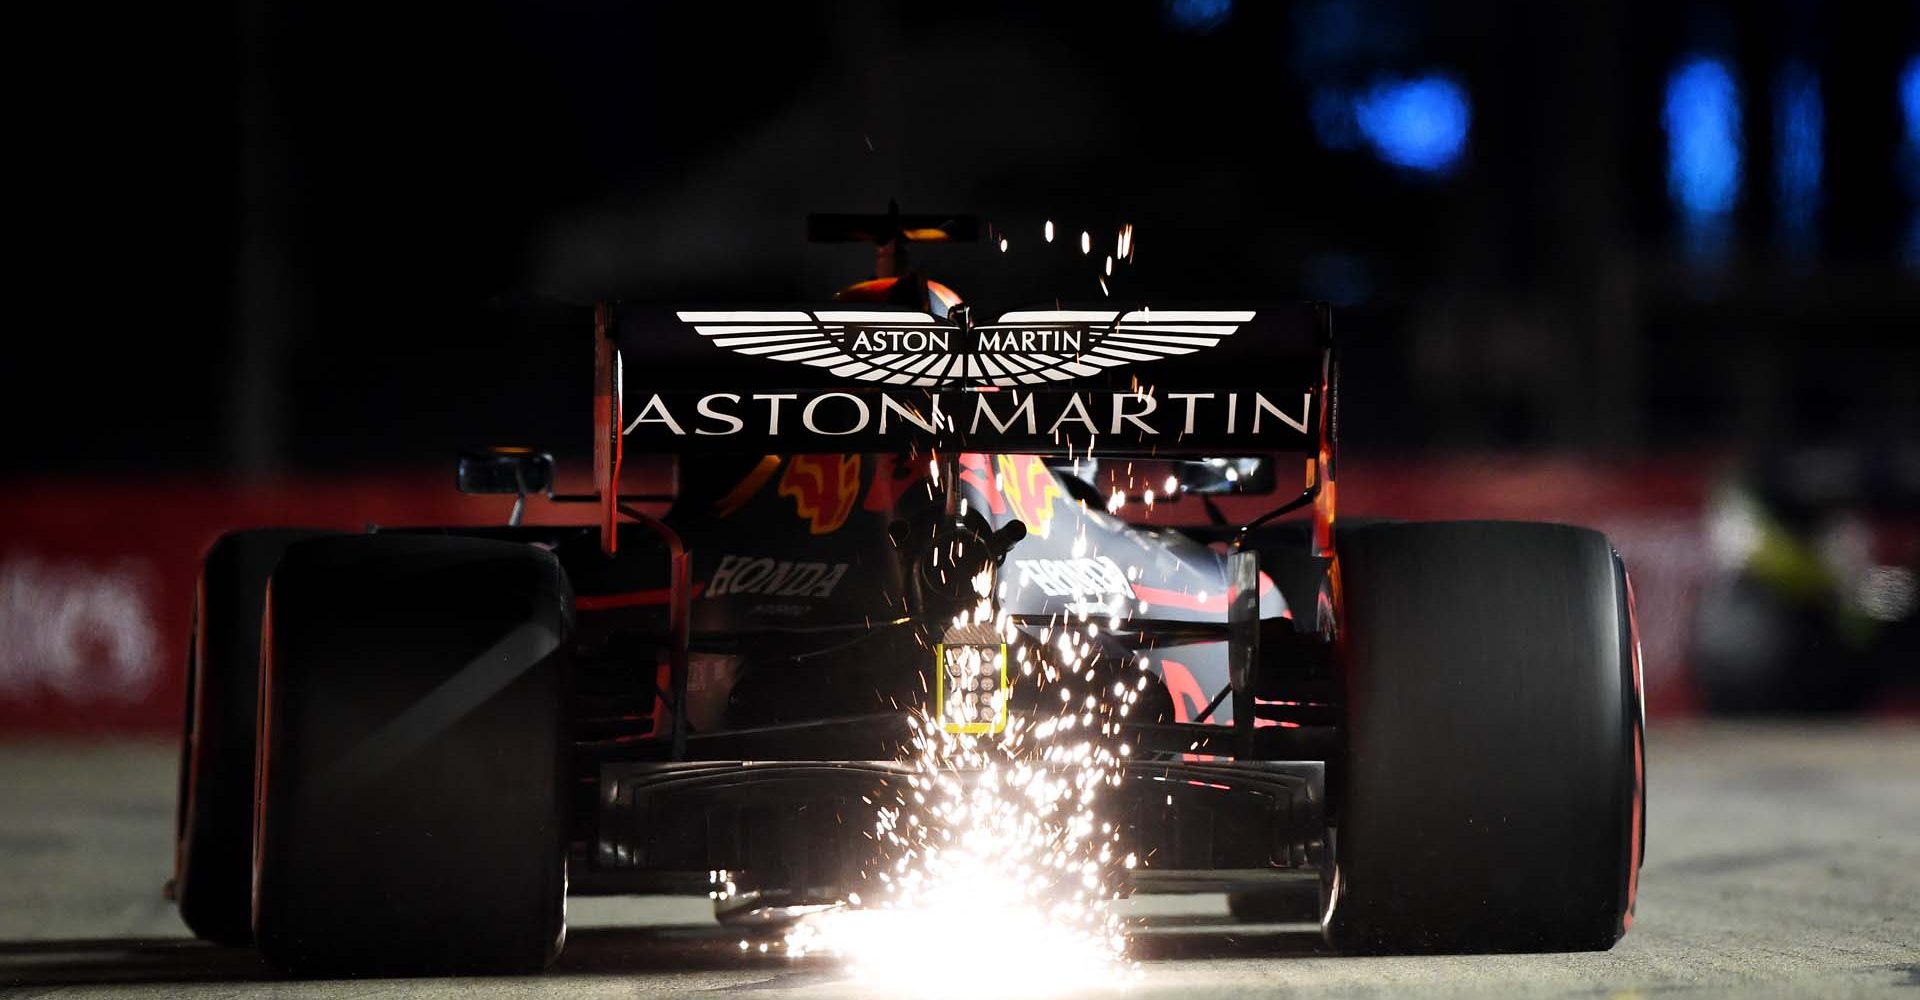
[1326,521,1645,954]
[252,534,572,976]
[174,529,332,947]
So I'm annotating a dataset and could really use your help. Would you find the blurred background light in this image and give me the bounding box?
[1904,55,1920,265]
[1350,74,1471,174]
[1773,60,1823,254]
[1664,55,1743,259]
[1164,0,1232,34]
[1665,56,1743,216]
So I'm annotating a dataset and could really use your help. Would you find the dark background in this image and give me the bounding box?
[13,0,1920,474]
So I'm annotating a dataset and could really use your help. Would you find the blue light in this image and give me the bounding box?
[1904,55,1920,267]
[1663,56,1743,219]
[1903,55,1920,149]
[1902,54,1920,198]
[1165,0,1231,33]
[1773,60,1822,251]
[1351,75,1471,173]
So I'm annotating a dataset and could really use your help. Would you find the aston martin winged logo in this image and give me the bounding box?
[674,309,1254,387]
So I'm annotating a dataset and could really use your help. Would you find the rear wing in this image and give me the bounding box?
[590,298,1340,745]
[602,302,1333,456]
[586,299,1338,762]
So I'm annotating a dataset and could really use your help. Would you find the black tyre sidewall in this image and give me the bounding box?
[1326,521,1642,954]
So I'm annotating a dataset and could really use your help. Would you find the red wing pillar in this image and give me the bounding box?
[594,303,622,556]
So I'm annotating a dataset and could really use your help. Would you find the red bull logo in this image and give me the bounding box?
[997,454,1061,538]
[778,454,862,534]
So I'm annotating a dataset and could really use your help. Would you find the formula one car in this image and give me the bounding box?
[1691,446,1920,713]
[172,212,1645,974]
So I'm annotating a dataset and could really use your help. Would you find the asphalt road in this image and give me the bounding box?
[2,723,1916,999]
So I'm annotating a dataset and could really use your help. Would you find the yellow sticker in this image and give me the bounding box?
[934,643,1010,734]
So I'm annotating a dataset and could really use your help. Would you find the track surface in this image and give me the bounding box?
[2,723,1917,998]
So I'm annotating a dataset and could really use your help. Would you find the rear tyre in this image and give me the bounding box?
[1326,521,1644,954]
[253,534,572,976]
[174,529,331,947]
